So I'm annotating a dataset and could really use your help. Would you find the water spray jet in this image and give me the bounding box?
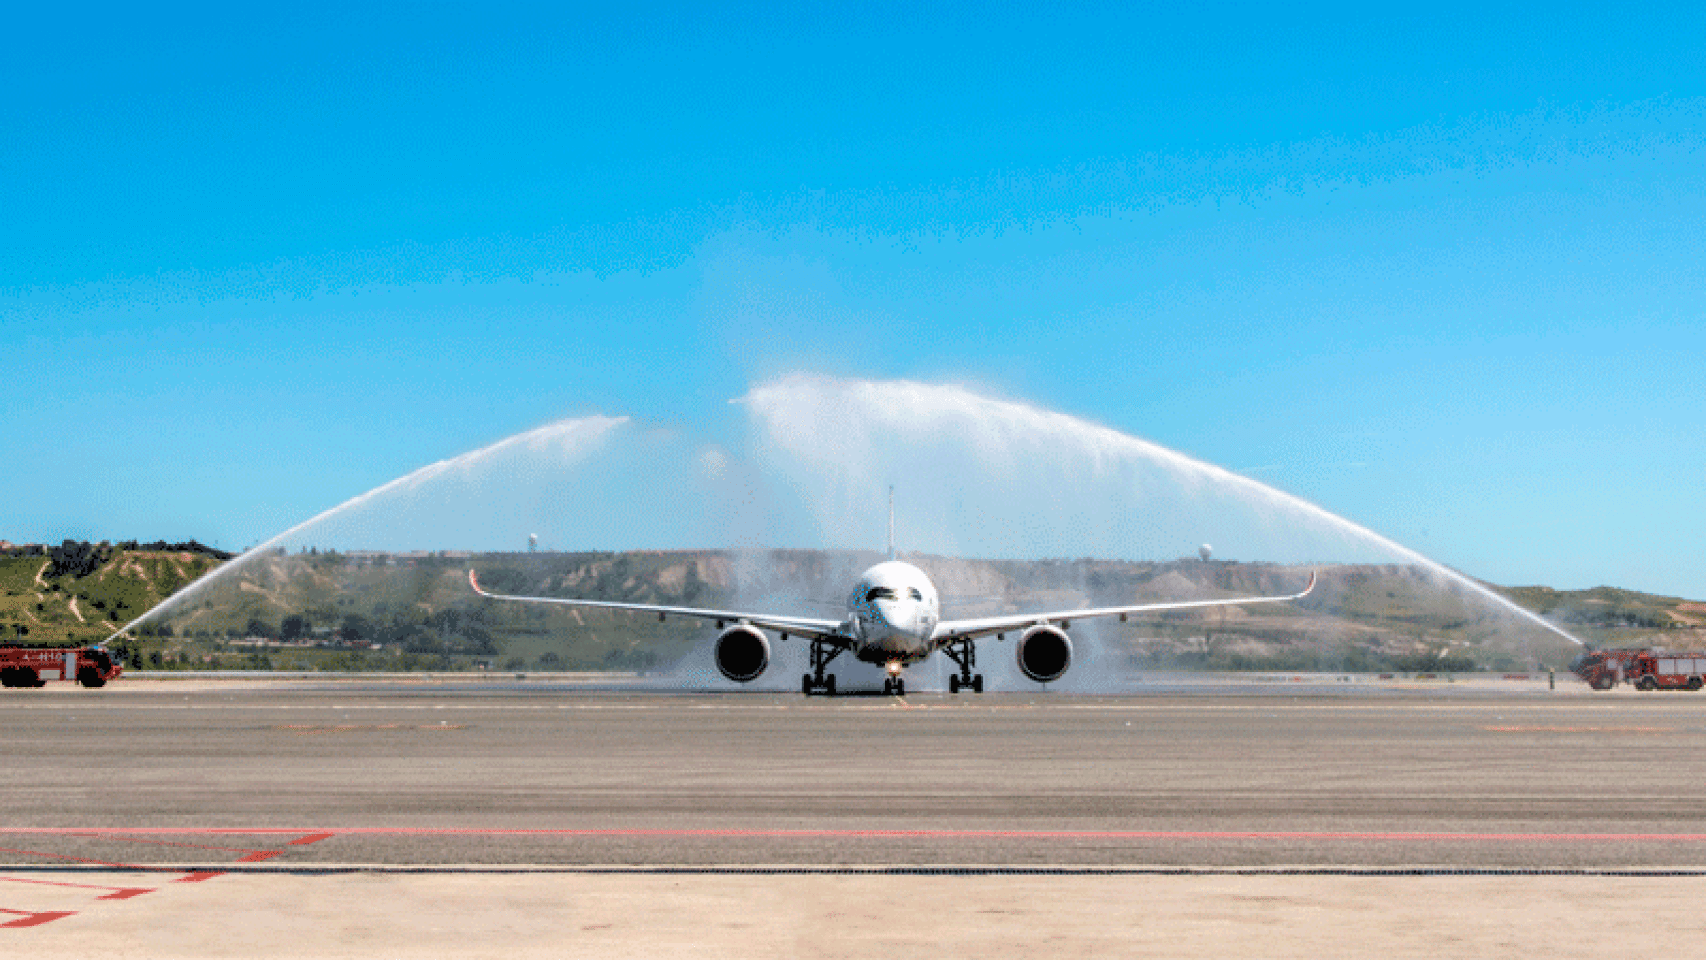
[742,375,1584,651]
[108,374,1581,684]
[106,415,626,643]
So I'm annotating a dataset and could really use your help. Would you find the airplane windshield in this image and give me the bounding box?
[909,588,923,600]
[866,587,898,602]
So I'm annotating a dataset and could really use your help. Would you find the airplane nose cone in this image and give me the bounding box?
[872,602,925,648]
[877,600,913,622]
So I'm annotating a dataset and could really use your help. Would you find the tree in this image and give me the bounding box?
[339,613,372,646]
[47,540,106,579]
[280,615,307,641]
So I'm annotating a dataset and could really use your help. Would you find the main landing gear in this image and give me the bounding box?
[883,675,907,696]
[802,640,843,696]
[944,638,985,694]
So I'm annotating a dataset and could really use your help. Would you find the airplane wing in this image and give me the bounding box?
[467,570,850,644]
[935,570,1317,642]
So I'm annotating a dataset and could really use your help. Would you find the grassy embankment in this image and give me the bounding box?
[5,544,1702,673]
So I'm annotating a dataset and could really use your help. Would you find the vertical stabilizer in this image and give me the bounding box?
[888,485,895,561]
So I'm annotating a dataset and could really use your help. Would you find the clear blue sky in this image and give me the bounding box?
[3,3,1702,597]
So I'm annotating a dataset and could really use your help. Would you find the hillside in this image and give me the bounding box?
[0,542,225,653]
[5,542,1702,673]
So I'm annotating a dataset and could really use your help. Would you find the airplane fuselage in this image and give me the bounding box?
[844,560,941,665]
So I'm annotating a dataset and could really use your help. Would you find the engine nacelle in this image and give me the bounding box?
[1016,624,1073,683]
[714,625,771,683]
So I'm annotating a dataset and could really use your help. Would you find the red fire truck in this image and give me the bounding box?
[0,646,123,688]
[1571,648,1706,691]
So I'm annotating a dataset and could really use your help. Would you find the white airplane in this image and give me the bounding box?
[468,504,1316,695]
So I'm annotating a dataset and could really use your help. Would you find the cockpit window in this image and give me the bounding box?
[866,587,898,602]
[908,587,923,601]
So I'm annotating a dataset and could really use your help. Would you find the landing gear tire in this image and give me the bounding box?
[894,678,905,696]
[944,639,982,695]
[805,641,845,698]
[883,678,893,695]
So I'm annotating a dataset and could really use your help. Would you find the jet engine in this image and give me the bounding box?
[714,625,770,683]
[1016,624,1072,683]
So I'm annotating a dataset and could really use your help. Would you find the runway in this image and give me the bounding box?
[4,678,1705,955]
[3,678,1705,869]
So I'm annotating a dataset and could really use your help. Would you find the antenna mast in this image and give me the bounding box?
[887,485,895,560]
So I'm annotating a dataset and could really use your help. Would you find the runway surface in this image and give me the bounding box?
[3,678,1705,871]
[5,677,1706,955]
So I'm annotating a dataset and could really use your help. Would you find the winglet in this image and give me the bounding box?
[468,569,487,597]
[1301,569,1317,597]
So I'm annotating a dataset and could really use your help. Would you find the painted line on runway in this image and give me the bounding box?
[0,908,76,928]
[8,864,1706,877]
[9,828,1706,842]
[0,846,145,870]
[0,829,336,929]
[0,876,154,899]
[273,723,468,734]
[1482,725,1677,733]
[63,833,281,855]
[129,865,1706,877]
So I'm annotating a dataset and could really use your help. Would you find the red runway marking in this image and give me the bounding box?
[0,909,75,928]
[287,832,335,846]
[0,831,341,932]
[0,877,154,900]
[0,847,141,870]
[7,828,1706,842]
[63,834,273,855]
